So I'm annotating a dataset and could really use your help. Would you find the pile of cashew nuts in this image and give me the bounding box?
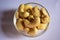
[15,4,50,36]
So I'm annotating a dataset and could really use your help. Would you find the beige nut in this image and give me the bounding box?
[18,4,24,12]
[24,4,32,11]
[40,8,50,23]
[24,16,40,28]
[28,27,38,36]
[41,16,50,23]
[41,7,49,17]
[37,23,48,30]
[19,12,29,18]
[32,6,40,16]
[16,18,24,31]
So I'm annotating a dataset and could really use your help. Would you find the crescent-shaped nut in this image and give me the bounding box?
[19,12,29,18]
[41,7,49,16]
[28,27,38,36]
[24,16,40,28]
[24,4,32,11]
[32,6,40,17]
[16,18,24,31]
[40,8,50,23]
[41,16,50,23]
[37,23,48,30]
[18,4,24,13]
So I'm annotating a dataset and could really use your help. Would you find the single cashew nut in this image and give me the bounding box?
[28,27,38,36]
[24,4,32,11]
[37,23,48,30]
[41,8,49,16]
[41,8,50,23]
[16,18,24,31]
[32,6,40,16]
[24,16,40,28]
[19,12,29,18]
[28,15,34,21]
[18,4,24,12]
[41,16,50,23]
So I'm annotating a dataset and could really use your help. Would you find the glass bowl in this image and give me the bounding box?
[13,2,50,37]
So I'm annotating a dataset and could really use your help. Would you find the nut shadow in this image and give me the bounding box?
[1,9,23,38]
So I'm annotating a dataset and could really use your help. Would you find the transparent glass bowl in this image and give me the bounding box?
[13,2,50,37]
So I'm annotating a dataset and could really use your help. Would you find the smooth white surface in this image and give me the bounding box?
[0,0,60,40]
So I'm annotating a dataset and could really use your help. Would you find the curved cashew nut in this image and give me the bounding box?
[24,16,40,28]
[41,8,50,23]
[32,6,40,16]
[18,4,24,12]
[37,23,48,30]
[24,4,32,11]
[28,27,38,36]
[41,8,49,16]
[41,16,50,23]
[19,12,29,18]
[16,18,24,31]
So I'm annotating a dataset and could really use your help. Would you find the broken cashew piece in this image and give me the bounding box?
[24,16,40,28]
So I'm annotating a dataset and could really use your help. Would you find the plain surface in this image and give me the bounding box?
[0,0,60,40]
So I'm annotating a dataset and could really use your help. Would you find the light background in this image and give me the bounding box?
[0,0,60,40]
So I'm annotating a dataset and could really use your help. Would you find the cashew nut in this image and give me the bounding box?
[41,16,50,23]
[24,16,40,28]
[24,4,32,11]
[32,6,40,16]
[41,8,50,23]
[41,8,49,16]
[19,12,29,18]
[37,23,48,30]
[16,18,24,31]
[28,27,38,36]
[18,4,24,12]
